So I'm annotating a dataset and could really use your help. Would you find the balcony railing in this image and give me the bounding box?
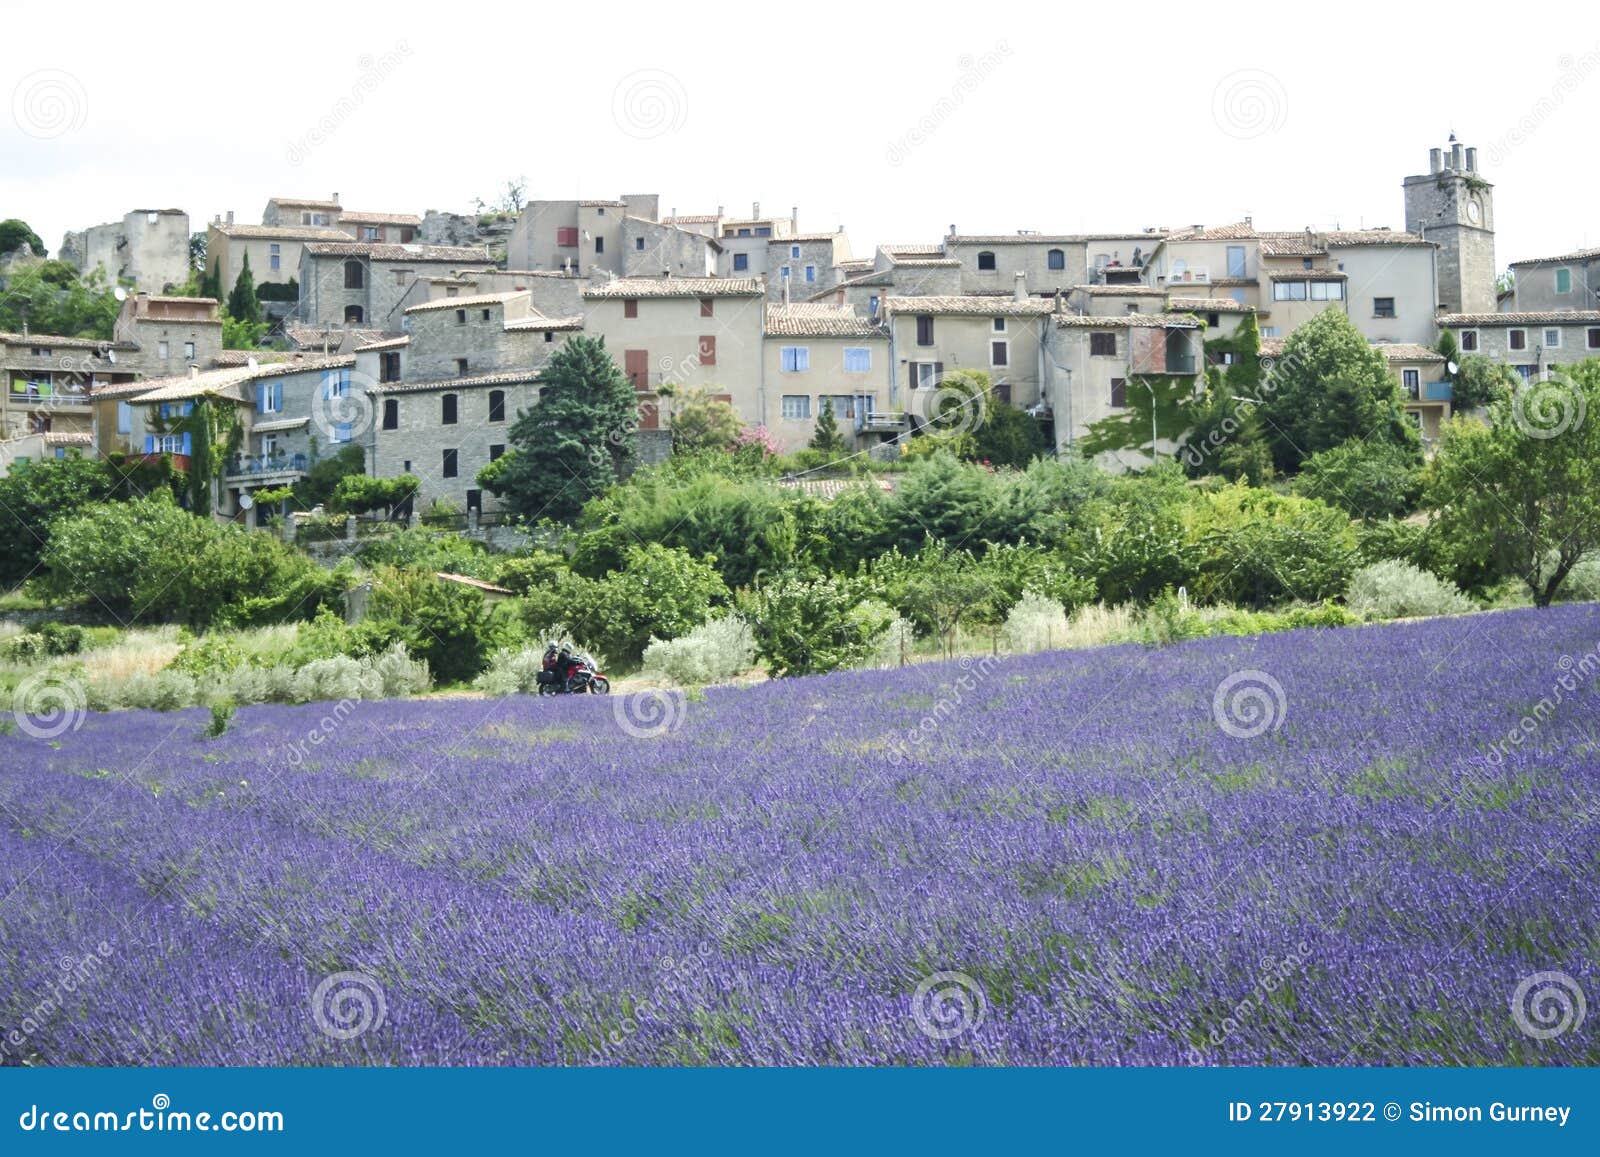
[1164,267,1211,285]
[1423,381,1453,403]
[858,411,908,433]
[6,392,93,409]
[226,453,309,479]
[1161,354,1197,375]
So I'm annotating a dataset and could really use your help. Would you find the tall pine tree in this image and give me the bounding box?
[226,251,261,325]
[809,396,844,455]
[479,336,639,522]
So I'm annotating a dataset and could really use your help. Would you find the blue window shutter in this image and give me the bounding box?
[144,434,155,453]
[257,383,265,410]
[274,382,283,410]
[181,431,192,456]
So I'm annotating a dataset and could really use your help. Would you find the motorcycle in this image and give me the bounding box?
[536,650,610,696]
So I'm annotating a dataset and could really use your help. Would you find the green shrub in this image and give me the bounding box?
[1001,591,1070,653]
[1291,441,1423,520]
[473,646,548,696]
[206,701,236,737]
[566,544,729,668]
[367,568,500,684]
[739,574,891,677]
[641,615,755,685]
[1346,560,1474,621]
[1192,485,1359,608]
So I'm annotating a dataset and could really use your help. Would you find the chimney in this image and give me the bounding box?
[1013,271,1027,302]
[717,205,724,217]
[1053,290,1064,314]
[949,223,957,237]
[1243,215,1253,228]
[226,210,234,225]
[1450,142,1464,170]
[782,278,791,306]
[1429,148,1442,174]
[791,205,798,231]
[670,206,677,221]
[752,201,760,219]
[1465,146,1478,173]
[189,365,199,379]
[332,191,340,204]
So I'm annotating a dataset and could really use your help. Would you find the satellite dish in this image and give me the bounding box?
[106,350,116,364]
[246,357,259,371]
[113,287,128,301]
[239,493,255,510]
[1447,361,1459,374]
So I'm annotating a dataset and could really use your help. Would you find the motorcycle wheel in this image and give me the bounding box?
[538,681,557,696]
[591,677,610,695]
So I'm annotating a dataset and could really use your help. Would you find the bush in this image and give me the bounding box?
[472,646,548,696]
[1346,560,1474,621]
[1001,591,1070,653]
[740,574,891,677]
[367,569,500,684]
[1555,555,1600,603]
[1192,485,1359,608]
[1292,441,1423,520]
[566,544,730,668]
[641,615,756,685]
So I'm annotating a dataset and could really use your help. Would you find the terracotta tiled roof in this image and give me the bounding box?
[1052,312,1202,329]
[880,244,944,256]
[366,369,542,396]
[143,295,220,306]
[436,572,514,594]
[579,200,628,208]
[1266,270,1347,281]
[884,295,1057,317]
[270,197,341,210]
[211,350,296,367]
[775,477,897,499]
[1165,222,1257,241]
[43,431,95,446]
[303,241,491,262]
[1509,246,1600,267]
[1073,284,1165,296]
[250,417,312,433]
[95,355,356,402]
[502,315,584,332]
[661,214,722,224]
[337,210,423,227]
[1167,297,1255,313]
[354,335,411,352]
[1257,233,1326,256]
[768,233,845,244]
[284,323,389,350]
[1259,337,1287,357]
[583,277,763,299]
[892,258,961,268]
[405,291,527,314]
[1438,311,1600,325]
[1322,229,1429,246]
[0,331,135,351]
[1375,343,1446,362]
[765,304,883,338]
[213,223,352,242]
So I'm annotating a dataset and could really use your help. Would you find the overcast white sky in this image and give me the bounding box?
[3,0,1597,269]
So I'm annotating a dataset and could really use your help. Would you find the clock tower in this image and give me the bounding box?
[1403,136,1497,314]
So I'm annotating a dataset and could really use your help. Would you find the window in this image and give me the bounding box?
[754,226,771,237]
[489,444,505,461]
[1226,245,1247,278]
[1229,288,1247,304]
[635,237,646,251]
[843,347,871,373]
[737,228,751,237]
[1543,328,1562,348]
[1373,296,1396,318]
[914,362,941,389]
[1272,281,1307,301]
[991,340,1009,367]
[1302,257,1314,270]
[330,422,353,444]
[556,227,578,247]
[869,295,880,315]
[1110,378,1126,408]
[382,398,398,430]
[1515,364,1535,381]
[1460,329,1479,352]
[269,243,281,273]
[442,448,458,478]
[1047,249,1065,271]
[1401,368,1421,398]
[183,341,195,360]
[157,340,169,360]
[381,352,401,382]
[733,253,748,271]
[781,266,791,280]
[624,299,638,319]
[1310,281,1343,301]
[916,315,934,346]
[1509,329,1527,351]
[544,331,555,343]
[594,236,604,254]
[257,381,283,413]
[805,265,816,283]
[363,226,378,241]
[456,308,467,325]
[455,358,469,376]
[977,251,997,271]
[781,395,811,420]
[324,369,351,398]
[1089,332,1117,357]
[699,335,716,366]
[344,260,364,289]
[1556,267,1572,294]
[1260,326,1280,338]
[117,401,131,435]
[1588,328,1600,350]
[481,309,491,322]
[345,305,365,324]
[790,245,801,259]
[154,433,187,453]
[700,297,714,317]
[488,390,505,422]
[993,317,1006,332]
[780,346,809,373]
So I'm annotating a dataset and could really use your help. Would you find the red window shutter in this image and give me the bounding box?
[638,401,660,430]
[624,299,638,319]
[699,336,716,366]
[700,298,714,317]
[557,227,578,247]
[713,393,733,405]
[624,349,650,389]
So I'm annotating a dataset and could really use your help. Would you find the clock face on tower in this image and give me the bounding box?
[1466,197,1482,224]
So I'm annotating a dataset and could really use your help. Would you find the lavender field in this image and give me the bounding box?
[2,605,1597,1066]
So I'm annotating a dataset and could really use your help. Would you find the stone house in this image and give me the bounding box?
[336,211,421,245]
[207,219,353,298]
[505,195,661,277]
[945,231,1162,298]
[714,205,798,281]
[262,196,342,228]
[882,285,1057,413]
[1435,310,1600,382]
[59,208,190,294]
[3,330,139,443]
[765,232,852,302]
[809,245,963,315]
[296,241,493,329]
[762,304,894,451]
[112,293,223,376]
[399,292,583,381]
[620,217,720,278]
[1503,246,1600,313]
[581,276,765,431]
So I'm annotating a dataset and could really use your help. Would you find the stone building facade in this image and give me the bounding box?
[296,241,493,329]
[60,209,191,294]
[762,304,893,451]
[1402,138,1496,314]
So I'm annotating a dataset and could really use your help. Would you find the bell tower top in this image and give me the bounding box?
[1402,136,1496,314]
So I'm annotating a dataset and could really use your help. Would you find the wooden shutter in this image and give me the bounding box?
[638,401,660,430]
[624,350,650,389]
[909,363,918,392]
[1110,378,1126,408]
[699,336,716,366]
[700,297,714,317]
[623,299,638,319]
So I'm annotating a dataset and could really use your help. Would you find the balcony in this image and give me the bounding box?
[6,391,93,411]
[1163,266,1211,286]
[1162,353,1197,374]
[858,411,908,434]
[225,453,309,482]
[1423,381,1453,403]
